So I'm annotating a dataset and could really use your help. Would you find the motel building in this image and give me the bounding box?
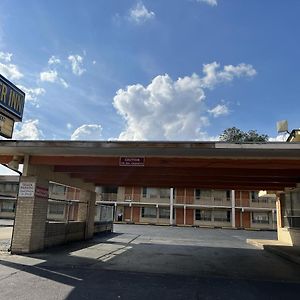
[96,186,277,230]
[0,137,299,253]
[0,177,277,230]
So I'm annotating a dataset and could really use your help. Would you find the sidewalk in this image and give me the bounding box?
[247,238,300,265]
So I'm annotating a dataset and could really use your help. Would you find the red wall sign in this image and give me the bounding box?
[119,157,145,167]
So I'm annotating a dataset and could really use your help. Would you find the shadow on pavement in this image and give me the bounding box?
[0,231,300,299]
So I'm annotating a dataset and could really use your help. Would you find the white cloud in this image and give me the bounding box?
[208,104,229,117]
[66,123,73,130]
[197,0,218,6]
[0,62,23,80]
[40,69,57,82]
[92,60,96,65]
[40,69,68,88]
[59,78,69,88]
[113,62,256,141]
[71,124,102,140]
[129,2,155,24]
[13,119,43,140]
[0,51,12,62]
[17,85,46,107]
[0,52,23,80]
[200,62,256,89]
[68,54,86,76]
[269,134,289,142]
[48,55,61,65]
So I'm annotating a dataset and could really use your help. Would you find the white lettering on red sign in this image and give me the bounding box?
[119,157,145,166]
[35,186,49,199]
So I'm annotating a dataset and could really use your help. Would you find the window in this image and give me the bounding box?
[226,190,231,200]
[195,189,201,200]
[51,184,66,196]
[252,212,269,224]
[159,188,170,199]
[142,187,147,198]
[99,205,114,222]
[141,207,156,218]
[195,209,212,221]
[213,190,226,201]
[103,186,118,194]
[5,183,12,192]
[213,210,230,222]
[282,190,300,228]
[251,191,259,201]
[1,201,15,212]
[12,183,18,193]
[49,203,65,215]
[159,208,170,219]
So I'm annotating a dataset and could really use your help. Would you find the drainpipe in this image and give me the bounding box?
[231,190,236,228]
[170,187,174,225]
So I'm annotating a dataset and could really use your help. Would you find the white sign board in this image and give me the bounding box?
[19,182,35,198]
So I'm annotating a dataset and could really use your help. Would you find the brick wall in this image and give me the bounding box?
[44,221,85,248]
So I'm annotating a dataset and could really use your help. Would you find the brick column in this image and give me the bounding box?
[78,190,96,239]
[11,176,49,254]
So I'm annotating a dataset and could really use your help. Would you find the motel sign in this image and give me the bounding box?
[0,74,25,138]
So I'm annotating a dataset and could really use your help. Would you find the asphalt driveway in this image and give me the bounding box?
[0,224,299,300]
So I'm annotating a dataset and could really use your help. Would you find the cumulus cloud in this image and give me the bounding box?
[68,54,86,76]
[17,85,45,107]
[197,0,218,6]
[0,52,23,80]
[129,2,155,24]
[48,55,61,65]
[200,62,256,89]
[40,70,68,88]
[71,124,102,140]
[13,119,43,140]
[0,51,12,62]
[113,62,256,140]
[0,62,23,80]
[40,70,57,82]
[269,134,289,142]
[208,104,229,117]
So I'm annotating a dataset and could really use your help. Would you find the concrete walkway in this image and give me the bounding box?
[247,238,300,265]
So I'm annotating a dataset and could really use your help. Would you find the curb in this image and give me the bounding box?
[264,245,300,265]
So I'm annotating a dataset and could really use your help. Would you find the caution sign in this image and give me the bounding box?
[19,182,36,198]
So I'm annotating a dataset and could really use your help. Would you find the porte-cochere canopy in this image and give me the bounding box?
[0,140,300,191]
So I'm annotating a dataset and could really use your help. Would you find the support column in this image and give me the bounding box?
[78,190,96,239]
[231,190,236,228]
[130,203,133,222]
[240,209,243,228]
[114,202,117,221]
[170,188,174,225]
[11,176,49,254]
[184,205,186,225]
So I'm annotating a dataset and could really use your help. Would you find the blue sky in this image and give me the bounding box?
[0,0,299,142]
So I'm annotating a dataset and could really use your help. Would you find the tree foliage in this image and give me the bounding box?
[219,127,269,143]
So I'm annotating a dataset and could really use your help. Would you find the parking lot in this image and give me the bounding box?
[0,224,300,299]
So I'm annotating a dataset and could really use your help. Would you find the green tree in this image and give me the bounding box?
[219,127,268,142]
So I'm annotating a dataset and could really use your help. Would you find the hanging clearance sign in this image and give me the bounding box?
[0,74,25,122]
